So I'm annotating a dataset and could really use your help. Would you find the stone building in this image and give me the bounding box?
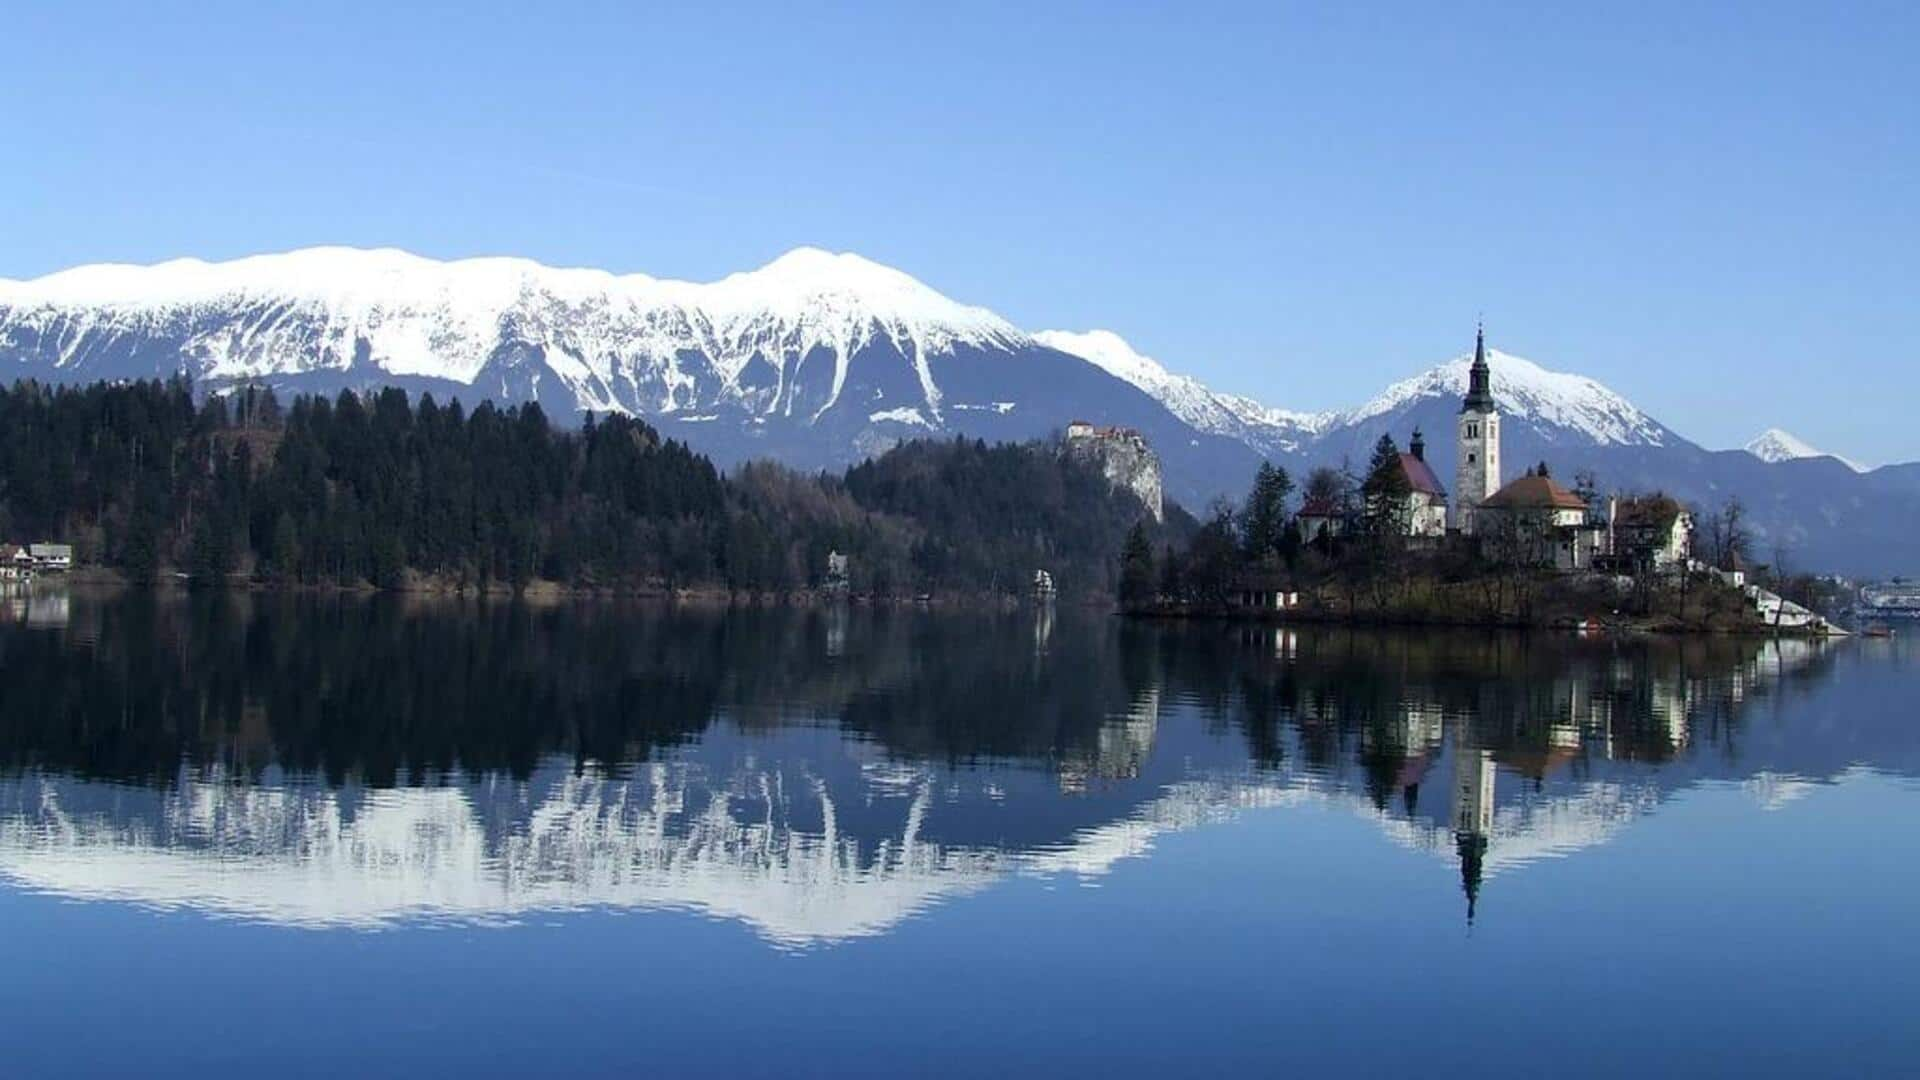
[1063,421,1164,523]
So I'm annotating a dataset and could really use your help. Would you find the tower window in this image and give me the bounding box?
[1468,453,1476,464]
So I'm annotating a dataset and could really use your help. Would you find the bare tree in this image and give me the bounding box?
[1702,496,1751,569]
[1573,467,1603,519]
[1303,466,1349,510]
[1723,497,1751,566]
[1770,540,1799,628]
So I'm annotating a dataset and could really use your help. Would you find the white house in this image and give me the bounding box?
[1296,496,1346,544]
[1395,430,1449,538]
[29,543,72,571]
[1607,496,1692,572]
[1475,470,1600,571]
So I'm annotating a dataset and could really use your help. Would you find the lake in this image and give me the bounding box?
[0,588,1916,1077]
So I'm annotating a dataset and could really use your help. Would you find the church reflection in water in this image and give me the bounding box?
[0,591,1901,946]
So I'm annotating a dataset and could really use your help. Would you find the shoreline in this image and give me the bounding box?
[31,569,1847,634]
[1120,605,1848,638]
[37,569,1084,612]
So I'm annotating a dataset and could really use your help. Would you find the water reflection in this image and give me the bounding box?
[0,581,69,630]
[0,590,1907,945]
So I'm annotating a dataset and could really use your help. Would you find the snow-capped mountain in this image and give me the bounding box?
[2,247,1915,572]
[1040,328,1917,575]
[0,246,1264,505]
[1333,348,1670,447]
[1292,346,1690,505]
[0,245,1022,420]
[1042,329,1684,492]
[1744,428,1866,472]
[1042,331,1671,455]
[1034,329,1323,454]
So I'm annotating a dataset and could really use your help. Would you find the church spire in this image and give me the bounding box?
[1458,831,1488,926]
[1462,321,1494,412]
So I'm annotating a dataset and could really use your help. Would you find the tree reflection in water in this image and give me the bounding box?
[0,589,1903,944]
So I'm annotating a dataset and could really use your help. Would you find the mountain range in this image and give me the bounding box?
[2,247,1914,575]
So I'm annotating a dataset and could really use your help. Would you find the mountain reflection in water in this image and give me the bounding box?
[0,590,1908,947]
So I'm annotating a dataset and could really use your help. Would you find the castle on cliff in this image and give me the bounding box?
[1064,421,1164,523]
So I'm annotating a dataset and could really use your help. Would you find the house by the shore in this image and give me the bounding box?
[1475,469,1601,571]
[28,543,73,572]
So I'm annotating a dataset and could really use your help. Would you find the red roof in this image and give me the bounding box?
[1398,453,1447,497]
[1483,473,1588,511]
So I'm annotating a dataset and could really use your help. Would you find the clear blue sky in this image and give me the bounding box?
[5,2,1915,462]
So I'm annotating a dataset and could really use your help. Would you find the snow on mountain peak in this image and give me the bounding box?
[0,245,1017,341]
[1035,328,1322,452]
[1034,329,1168,387]
[1035,332,1681,454]
[697,247,1021,349]
[0,246,1026,416]
[1342,348,1668,446]
[0,249,1737,465]
[1746,428,1819,462]
[1743,428,1866,472]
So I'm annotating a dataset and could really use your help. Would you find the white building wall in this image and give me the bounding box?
[1455,410,1500,533]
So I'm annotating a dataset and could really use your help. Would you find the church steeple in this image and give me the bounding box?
[1462,322,1494,413]
[1458,831,1488,925]
[1453,323,1502,533]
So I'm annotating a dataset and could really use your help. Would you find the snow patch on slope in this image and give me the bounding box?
[868,406,932,427]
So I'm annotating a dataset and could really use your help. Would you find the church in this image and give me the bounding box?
[1452,326,1601,570]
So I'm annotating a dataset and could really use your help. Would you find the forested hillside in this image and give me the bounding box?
[0,379,1173,598]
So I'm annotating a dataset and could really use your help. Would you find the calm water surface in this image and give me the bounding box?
[0,588,1916,1076]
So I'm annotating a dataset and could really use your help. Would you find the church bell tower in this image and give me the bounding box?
[1454,324,1500,534]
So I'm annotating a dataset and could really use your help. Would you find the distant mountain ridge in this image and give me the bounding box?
[1032,329,1325,455]
[2,247,1914,574]
[1035,332,1915,576]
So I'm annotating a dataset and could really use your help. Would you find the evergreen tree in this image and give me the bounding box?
[1158,543,1184,603]
[269,512,302,582]
[1118,522,1156,612]
[1184,500,1241,610]
[188,515,233,584]
[1239,462,1293,562]
[1361,434,1412,537]
[0,377,1178,603]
